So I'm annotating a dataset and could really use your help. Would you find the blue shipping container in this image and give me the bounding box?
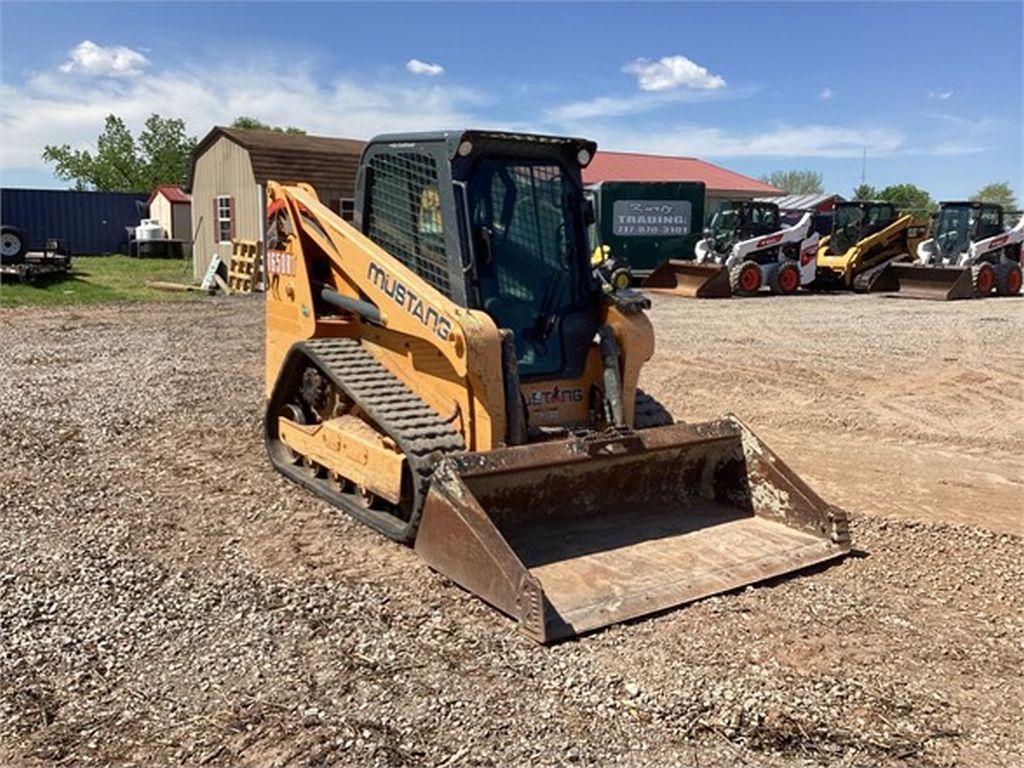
[1,188,148,255]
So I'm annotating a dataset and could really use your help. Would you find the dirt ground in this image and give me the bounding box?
[643,292,1023,536]
[1,293,1021,767]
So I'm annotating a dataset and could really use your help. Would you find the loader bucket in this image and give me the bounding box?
[641,261,732,298]
[872,263,976,300]
[415,418,850,642]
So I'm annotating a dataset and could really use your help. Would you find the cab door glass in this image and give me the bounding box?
[750,205,779,235]
[978,206,1002,239]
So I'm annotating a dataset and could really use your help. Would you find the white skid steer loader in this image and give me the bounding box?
[873,202,1023,300]
[644,201,817,298]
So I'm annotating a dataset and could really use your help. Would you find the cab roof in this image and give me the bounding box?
[365,129,597,163]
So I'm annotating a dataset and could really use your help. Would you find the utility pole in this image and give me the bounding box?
[861,148,867,186]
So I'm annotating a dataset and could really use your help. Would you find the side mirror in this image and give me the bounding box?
[583,199,596,226]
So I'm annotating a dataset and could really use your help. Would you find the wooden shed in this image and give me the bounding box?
[186,127,366,281]
[147,185,192,240]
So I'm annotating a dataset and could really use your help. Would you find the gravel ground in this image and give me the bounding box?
[1,295,1021,767]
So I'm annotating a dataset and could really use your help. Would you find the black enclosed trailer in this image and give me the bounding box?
[1,187,147,255]
[586,181,705,277]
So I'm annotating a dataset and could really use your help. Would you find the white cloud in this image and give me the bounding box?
[585,123,985,160]
[59,40,150,78]
[547,85,758,122]
[406,58,444,77]
[819,86,834,101]
[622,55,725,92]
[1,60,482,172]
[928,90,954,100]
[920,140,987,156]
[582,123,906,159]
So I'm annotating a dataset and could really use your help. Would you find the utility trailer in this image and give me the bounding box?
[0,226,72,283]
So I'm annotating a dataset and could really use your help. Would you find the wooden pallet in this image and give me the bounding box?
[228,239,261,293]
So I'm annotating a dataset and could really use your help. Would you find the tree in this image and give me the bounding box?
[971,182,1017,212]
[42,114,196,191]
[759,170,824,195]
[876,183,935,218]
[852,183,877,200]
[231,116,306,135]
[137,114,197,190]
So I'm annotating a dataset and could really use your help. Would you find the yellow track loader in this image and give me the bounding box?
[263,130,850,643]
[813,201,927,291]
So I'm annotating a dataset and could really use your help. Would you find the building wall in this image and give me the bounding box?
[149,194,172,238]
[190,136,260,280]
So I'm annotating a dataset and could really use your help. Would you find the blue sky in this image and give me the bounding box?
[2,1,1021,201]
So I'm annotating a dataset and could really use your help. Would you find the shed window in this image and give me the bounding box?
[215,196,234,243]
[340,198,355,222]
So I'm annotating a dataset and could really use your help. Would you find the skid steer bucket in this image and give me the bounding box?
[641,261,732,298]
[415,418,850,642]
[872,263,975,300]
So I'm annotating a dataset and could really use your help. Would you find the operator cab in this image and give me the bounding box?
[705,201,780,253]
[355,130,601,380]
[829,201,897,254]
[932,202,1004,257]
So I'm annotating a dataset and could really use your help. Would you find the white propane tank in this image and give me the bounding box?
[135,219,165,241]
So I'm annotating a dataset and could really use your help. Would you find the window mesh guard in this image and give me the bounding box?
[365,152,451,297]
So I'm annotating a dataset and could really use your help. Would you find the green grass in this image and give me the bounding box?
[0,255,206,308]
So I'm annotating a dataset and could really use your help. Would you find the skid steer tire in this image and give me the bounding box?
[730,260,762,296]
[768,262,801,295]
[972,263,996,297]
[995,262,1022,296]
[633,389,674,429]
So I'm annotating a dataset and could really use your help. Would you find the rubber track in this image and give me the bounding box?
[269,337,464,543]
[852,254,910,292]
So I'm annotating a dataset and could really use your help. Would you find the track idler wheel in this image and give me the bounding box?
[996,262,1022,296]
[769,262,801,295]
[272,404,306,465]
[972,263,995,296]
[730,260,763,296]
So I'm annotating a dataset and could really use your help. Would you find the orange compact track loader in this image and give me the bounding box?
[263,130,850,643]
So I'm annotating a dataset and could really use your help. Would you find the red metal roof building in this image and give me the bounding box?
[147,185,192,240]
[583,151,782,216]
[147,185,191,206]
